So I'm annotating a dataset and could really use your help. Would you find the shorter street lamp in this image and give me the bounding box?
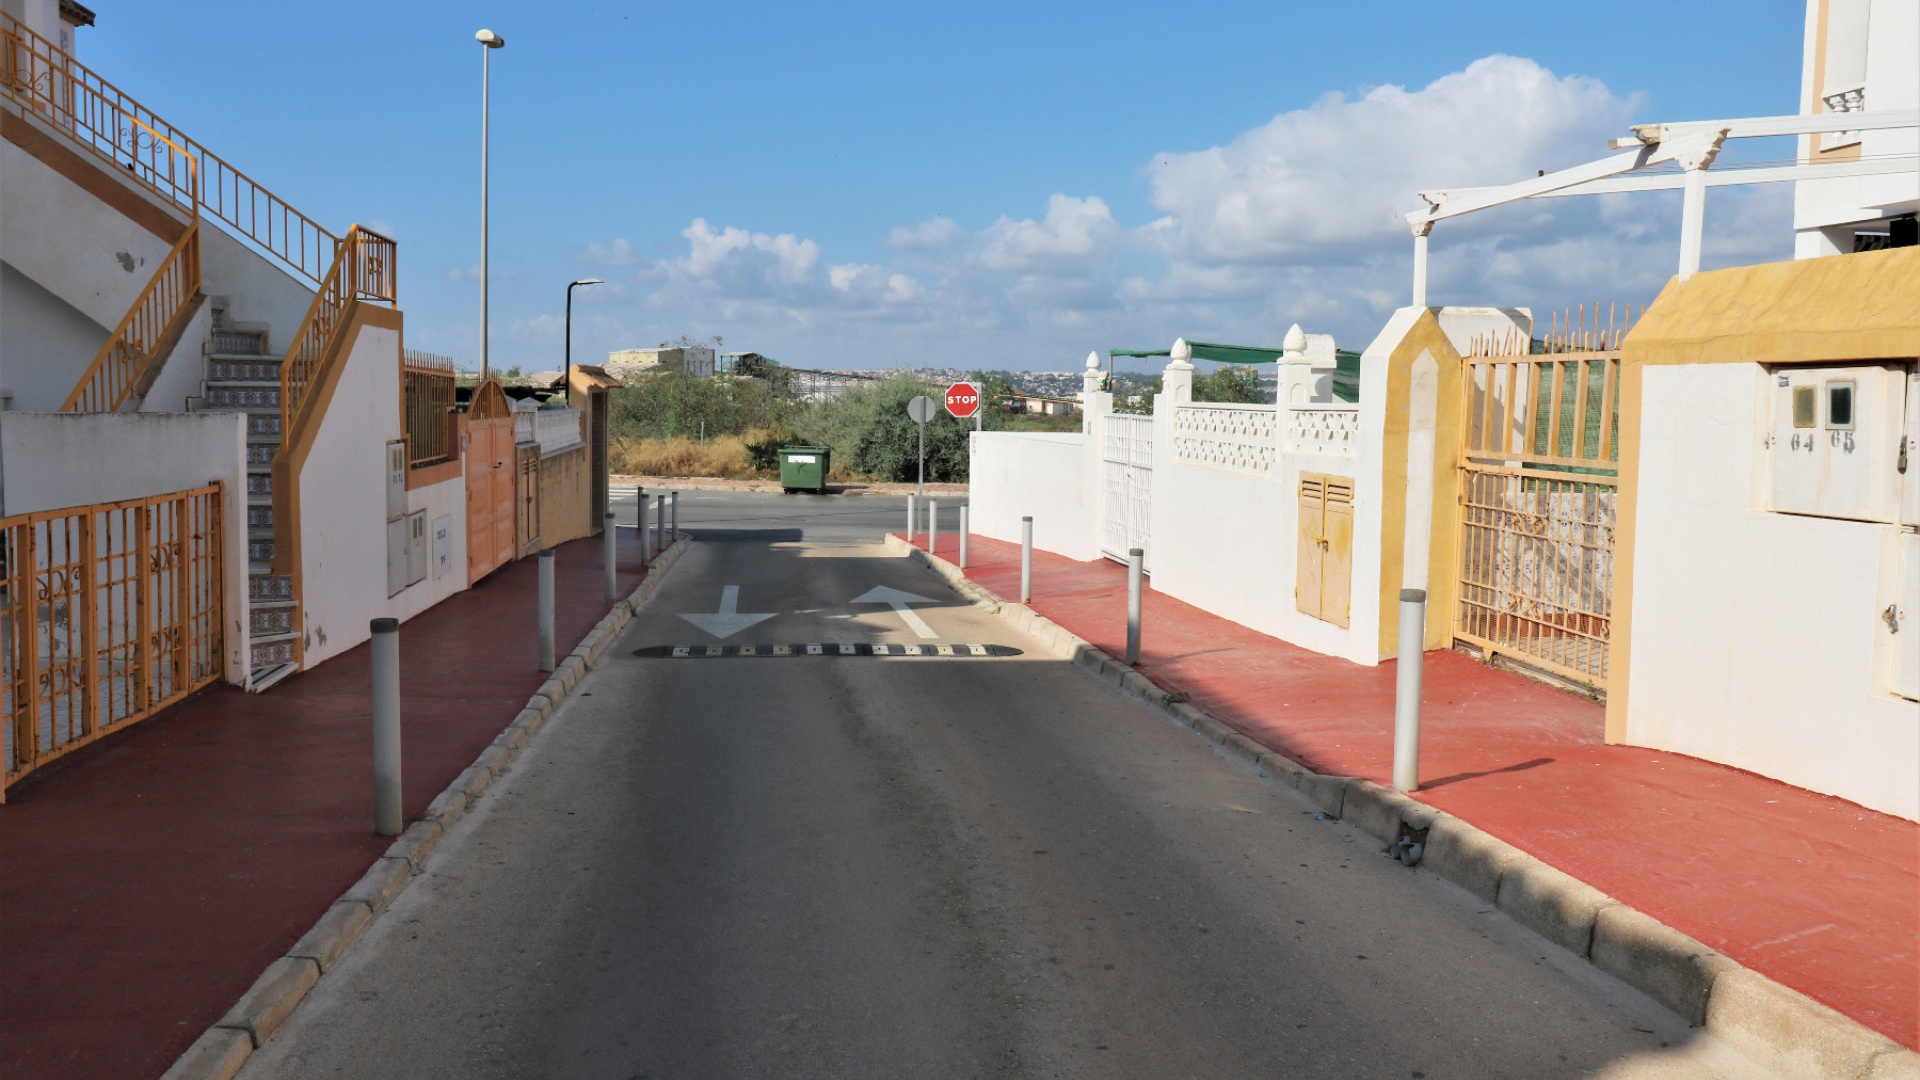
[565,278,604,401]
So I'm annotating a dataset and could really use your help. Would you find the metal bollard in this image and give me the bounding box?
[370,617,402,837]
[1126,548,1143,666]
[670,490,679,543]
[538,548,556,673]
[1020,516,1033,603]
[959,506,970,570]
[603,511,617,602]
[652,493,663,556]
[927,500,939,555]
[637,487,650,563]
[1392,588,1426,792]
[906,494,917,546]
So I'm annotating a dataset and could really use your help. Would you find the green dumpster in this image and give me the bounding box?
[778,445,831,494]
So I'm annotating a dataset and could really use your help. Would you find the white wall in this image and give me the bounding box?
[1793,0,1920,243]
[0,410,250,682]
[967,430,1100,561]
[1626,362,1918,820]
[296,318,467,668]
[0,134,179,331]
[197,224,317,353]
[138,303,214,413]
[1,259,109,411]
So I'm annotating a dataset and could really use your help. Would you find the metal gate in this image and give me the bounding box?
[1454,311,1627,690]
[1101,413,1154,567]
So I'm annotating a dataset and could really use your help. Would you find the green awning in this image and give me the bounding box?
[1109,342,1363,403]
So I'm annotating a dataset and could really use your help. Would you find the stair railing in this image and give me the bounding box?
[57,116,202,414]
[279,225,398,438]
[61,222,204,413]
[0,11,337,286]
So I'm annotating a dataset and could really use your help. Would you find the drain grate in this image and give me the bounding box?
[633,643,1024,659]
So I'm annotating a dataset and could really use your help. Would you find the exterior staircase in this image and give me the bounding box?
[194,316,299,691]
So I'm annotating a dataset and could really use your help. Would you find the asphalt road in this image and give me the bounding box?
[239,493,1773,1080]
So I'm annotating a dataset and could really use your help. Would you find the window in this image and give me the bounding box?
[1826,380,1855,430]
[1793,385,1817,428]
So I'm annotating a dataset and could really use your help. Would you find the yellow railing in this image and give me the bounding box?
[1,484,226,801]
[0,12,337,285]
[280,225,398,438]
[60,222,203,414]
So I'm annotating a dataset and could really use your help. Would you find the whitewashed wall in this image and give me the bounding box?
[1793,0,1920,253]
[0,410,250,682]
[1625,362,1918,821]
[966,430,1100,561]
[296,319,468,668]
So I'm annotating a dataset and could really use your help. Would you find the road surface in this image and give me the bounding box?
[239,492,1771,1079]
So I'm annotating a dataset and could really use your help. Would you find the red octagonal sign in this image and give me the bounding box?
[945,381,981,419]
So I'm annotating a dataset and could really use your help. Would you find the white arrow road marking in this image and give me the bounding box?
[851,585,939,639]
[679,585,777,639]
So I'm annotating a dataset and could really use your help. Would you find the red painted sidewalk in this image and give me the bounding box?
[0,531,653,1080]
[928,532,1919,1051]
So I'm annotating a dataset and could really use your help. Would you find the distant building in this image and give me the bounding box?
[1006,394,1080,416]
[606,346,715,380]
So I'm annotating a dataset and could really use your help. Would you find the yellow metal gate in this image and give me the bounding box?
[1455,310,1629,691]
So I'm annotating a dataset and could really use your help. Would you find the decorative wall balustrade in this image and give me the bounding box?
[1286,406,1360,458]
[1171,404,1278,477]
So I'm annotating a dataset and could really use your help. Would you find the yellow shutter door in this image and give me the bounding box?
[1322,477,1354,629]
[1296,475,1325,620]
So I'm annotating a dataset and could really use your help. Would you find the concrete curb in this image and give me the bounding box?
[887,534,1920,1080]
[162,536,694,1080]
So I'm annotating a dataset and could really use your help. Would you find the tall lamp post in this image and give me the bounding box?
[475,28,505,380]
[565,278,604,402]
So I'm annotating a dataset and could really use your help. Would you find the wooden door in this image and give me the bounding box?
[465,417,515,583]
[1296,476,1325,620]
[1296,473,1353,628]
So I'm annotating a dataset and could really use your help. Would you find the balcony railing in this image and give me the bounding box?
[1,11,338,285]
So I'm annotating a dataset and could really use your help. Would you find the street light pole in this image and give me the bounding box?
[476,28,505,380]
[566,277,604,398]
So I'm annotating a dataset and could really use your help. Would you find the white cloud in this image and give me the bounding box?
[565,55,1790,367]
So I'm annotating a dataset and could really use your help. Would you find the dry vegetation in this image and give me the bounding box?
[609,435,758,479]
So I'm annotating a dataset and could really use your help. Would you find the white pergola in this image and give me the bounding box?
[1404,109,1920,304]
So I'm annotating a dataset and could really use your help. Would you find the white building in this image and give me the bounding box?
[0,5,591,798]
[607,345,715,379]
[1793,0,1919,256]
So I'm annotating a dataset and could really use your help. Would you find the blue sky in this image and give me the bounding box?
[87,1,1806,372]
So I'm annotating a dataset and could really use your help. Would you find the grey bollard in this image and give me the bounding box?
[538,548,556,673]
[927,500,939,555]
[906,494,917,545]
[1126,548,1144,666]
[959,506,970,569]
[603,511,618,602]
[1392,588,1427,792]
[652,493,663,556]
[670,490,679,543]
[371,617,402,837]
[1020,516,1033,603]
[637,487,650,562]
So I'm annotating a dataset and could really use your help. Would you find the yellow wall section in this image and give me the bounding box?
[1607,247,1920,741]
[1374,310,1469,658]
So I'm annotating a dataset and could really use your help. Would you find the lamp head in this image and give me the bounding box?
[573,278,605,287]
[475,28,505,48]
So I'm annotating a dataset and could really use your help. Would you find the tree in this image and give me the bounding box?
[1192,365,1269,404]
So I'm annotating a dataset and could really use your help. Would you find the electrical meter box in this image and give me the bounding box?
[386,441,407,522]
[1767,364,1909,522]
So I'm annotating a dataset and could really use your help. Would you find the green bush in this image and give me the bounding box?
[797,372,972,482]
[608,371,797,442]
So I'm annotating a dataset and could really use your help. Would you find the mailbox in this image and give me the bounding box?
[1767,364,1910,523]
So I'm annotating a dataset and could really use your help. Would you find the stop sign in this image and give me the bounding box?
[945,381,981,419]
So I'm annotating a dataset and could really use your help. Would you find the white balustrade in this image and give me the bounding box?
[532,407,585,456]
[1286,405,1360,458]
[1171,404,1278,477]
